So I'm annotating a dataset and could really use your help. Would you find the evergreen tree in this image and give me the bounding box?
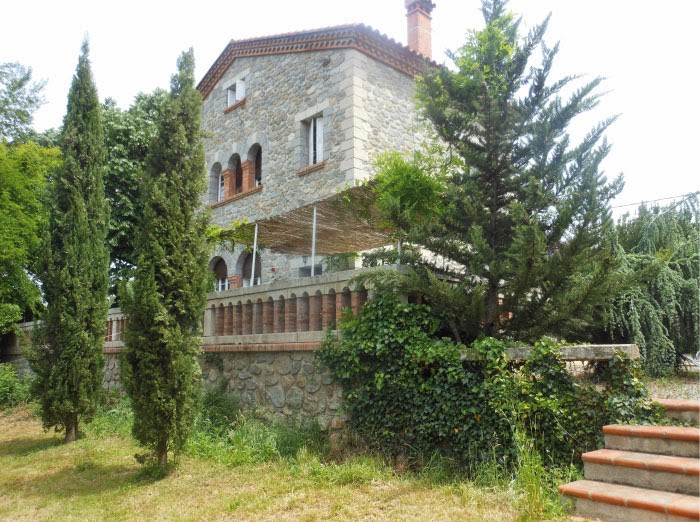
[121,49,209,466]
[26,40,109,443]
[412,0,623,342]
[601,195,699,375]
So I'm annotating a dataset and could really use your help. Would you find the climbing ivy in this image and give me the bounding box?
[320,295,662,470]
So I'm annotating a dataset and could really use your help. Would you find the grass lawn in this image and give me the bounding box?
[0,407,535,521]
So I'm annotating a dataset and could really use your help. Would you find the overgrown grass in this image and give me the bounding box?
[0,386,581,521]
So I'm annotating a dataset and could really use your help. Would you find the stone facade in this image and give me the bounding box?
[200,29,431,288]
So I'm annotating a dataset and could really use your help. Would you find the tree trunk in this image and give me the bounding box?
[485,280,500,336]
[157,437,168,466]
[64,417,78,443]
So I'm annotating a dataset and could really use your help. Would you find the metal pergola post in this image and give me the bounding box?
[311,206,317,276]
[250,222,258,286]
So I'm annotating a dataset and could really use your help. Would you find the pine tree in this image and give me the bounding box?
[121,49,209,466]
[413,0,624,342]
[26,40,110,443]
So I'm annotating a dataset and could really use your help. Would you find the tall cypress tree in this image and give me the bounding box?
[121,49,209,466]
[27,40,110,443]
[413,0,624,342]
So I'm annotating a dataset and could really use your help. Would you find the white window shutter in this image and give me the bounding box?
[236,78,246,100]
[227,88,235,107]
[316,116,323,163]
[308,119,314,165]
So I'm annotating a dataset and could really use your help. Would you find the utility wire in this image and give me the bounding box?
[611,191,699,209]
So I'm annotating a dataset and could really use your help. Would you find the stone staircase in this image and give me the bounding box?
[559,400,700,522]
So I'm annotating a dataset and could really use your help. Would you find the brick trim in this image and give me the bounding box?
[296,161,326,177]
[223,97,246,114]
[210,184,263,208]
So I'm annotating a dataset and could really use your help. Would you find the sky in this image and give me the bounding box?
[2,0,698,215]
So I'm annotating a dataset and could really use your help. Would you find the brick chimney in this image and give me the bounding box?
[405,0,435,59]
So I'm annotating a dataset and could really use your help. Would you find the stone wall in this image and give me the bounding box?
[99,349,343,429]
[200,350,343,429]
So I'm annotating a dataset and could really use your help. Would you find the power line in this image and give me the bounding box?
[611,191,699,209]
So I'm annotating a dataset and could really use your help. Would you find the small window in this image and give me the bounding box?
[227,78,246,107]
[306,115,323,165]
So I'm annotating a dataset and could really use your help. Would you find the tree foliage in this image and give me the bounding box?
[26,40,110,442]
[121,49,210,466]
[601,195,699,375]
[0,62,45,142]
[401,0,623,342]
[0,141,60,333]
[103,91,168,294]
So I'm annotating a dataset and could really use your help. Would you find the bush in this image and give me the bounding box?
[320,295,662,471]
[0,363,31,409]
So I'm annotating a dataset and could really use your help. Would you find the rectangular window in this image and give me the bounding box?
[307,115,323,165]
[227,78,246,107]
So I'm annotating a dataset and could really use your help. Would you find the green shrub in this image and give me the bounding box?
[320,295,662,472]
[0,363,31,408]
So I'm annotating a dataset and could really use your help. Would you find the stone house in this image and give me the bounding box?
[4,1,440,428]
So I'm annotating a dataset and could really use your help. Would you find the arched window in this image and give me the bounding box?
[211,257,229,292]
[249,144,262,187]
[228,154,243,195]
[210,162,222,203]
[239,250,262,286]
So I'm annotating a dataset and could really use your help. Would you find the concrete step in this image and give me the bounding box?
[583,448,699,495]
[559,479,700,522]
[604,424,700,458]
[654,399,700,425]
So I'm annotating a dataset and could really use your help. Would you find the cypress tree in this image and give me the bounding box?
[414,0,624,342]
[121,49,209,466]
[27,40,110,443]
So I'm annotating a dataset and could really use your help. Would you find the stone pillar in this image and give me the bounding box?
[203,306,215,337]
[253,300,263,334]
